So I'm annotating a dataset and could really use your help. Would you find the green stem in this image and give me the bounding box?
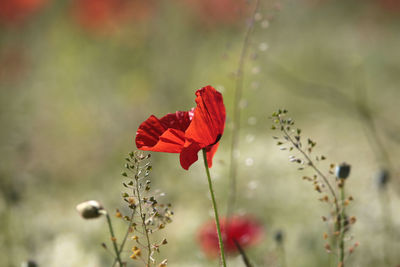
[202,149,227,267]
[277,243,287,267]
[112,210,135,267]
[105,212,123,267]
[379,188,392,266]
[339,183,346,266]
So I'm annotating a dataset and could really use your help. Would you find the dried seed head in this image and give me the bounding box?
[76,200,104,219]
[130,246,141,259]
[128,197,135,204]
[158,259,168,267]
[323,233,328,240]
[324,243,331,253]
[115,209,122,218]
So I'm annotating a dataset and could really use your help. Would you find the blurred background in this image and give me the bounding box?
[1,0,400,266]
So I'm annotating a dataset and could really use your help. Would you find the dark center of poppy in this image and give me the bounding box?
[211,134,221,146]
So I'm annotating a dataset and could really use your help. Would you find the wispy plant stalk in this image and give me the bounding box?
[227,0,261,218]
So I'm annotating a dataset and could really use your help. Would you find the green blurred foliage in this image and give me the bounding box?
[1,0,400,266]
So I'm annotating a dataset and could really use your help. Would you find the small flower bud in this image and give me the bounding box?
[375,169,390,189]
[335,163,351,179]
[274,230,284,244]
[21,260,37,267]
[76,200,104,219]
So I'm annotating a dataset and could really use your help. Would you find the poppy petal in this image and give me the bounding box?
[179,142,202,170]
[205,142,219,168]
[136,111,191,153]
[185,85,226,147]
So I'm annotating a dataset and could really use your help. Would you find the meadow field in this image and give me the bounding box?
[1,0,400,266]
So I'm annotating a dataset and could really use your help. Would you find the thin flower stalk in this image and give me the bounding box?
[104,211,123,266]
[202,148,227,267]
[234,239,252,267]
[339,181,346,265]
[227,0,261,218]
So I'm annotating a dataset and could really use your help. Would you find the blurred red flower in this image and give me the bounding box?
[136,85,226,170]
[71,0,155,33]
[0,0,47,26]
[198,215,264,258]
[181,0,249,26]
[0,47,29,82]
[378,0,400,12]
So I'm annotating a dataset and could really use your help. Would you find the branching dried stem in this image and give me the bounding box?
[270,61,396,185]
[276,112,339,213]
[135,174,152,265]
[111,152,172,267]
[271,110,357,266]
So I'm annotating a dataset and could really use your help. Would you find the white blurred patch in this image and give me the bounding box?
[245,134,255,143]
[245,157,254,166]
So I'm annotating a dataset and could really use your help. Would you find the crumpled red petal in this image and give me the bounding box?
[185,85,226,147]
[179,142,202,170]
[135,111,191,153]
[180,85,225,170]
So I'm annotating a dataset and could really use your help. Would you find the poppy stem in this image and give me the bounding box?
[202,148,227,267]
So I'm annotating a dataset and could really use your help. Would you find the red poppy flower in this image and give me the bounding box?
[135,85,225,170]
[0,0,47,26]
[197,215,264,258]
